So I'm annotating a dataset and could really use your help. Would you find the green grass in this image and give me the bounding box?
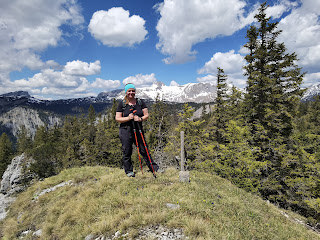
[1,166,319,239]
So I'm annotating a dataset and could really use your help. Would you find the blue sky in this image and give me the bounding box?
[0,0,319,99]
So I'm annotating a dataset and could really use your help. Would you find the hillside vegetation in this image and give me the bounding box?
[1,3,320,235]
[1,166,319,239]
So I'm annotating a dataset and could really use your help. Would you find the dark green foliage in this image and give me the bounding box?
[26,100,123,176]
[29,126,63,178]
[17,126,32,153]
[165,103,205,168]
[192,2,320,225]
[228,86,243,121]
[145,95,172,167]
[215,67,228,143]
[240,2,319,222]
[0,133,14,177]
[95,99,122,167]
[9,3,320,225]
[62,115,83,167]
[214,120,264,193]
[244,2,304,145]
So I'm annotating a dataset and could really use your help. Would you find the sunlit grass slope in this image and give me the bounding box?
[1,166,319,239]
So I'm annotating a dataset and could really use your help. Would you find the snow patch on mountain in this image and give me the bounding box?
[99,82,218,103]
[302,83,320,101]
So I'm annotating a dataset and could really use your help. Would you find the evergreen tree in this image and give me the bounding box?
[165,103,204,168]
[244,2,304,146]
[215,67,229,143]
[228,86,243,121]
[62,115,83,168]
[95,115,110,164]
[243,2,304,206]
[87,104,97,143]
[0,133,14,177]
[95,99,122,167]
[29,125,62,178]
[17,125,32,153]
[308,96,320,134]
[78,105,98,165]
[146,95,171,167]
[214,120,264,193]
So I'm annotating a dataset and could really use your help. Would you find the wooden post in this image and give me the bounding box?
[181,131,185,171]
[179,131,190,183]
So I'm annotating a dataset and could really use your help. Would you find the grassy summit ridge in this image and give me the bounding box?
[1,167,319,239]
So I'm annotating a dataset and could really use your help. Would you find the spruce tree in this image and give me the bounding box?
[167,103,204,167]
[215,67,229,143]
[87,104,97,143]
[0,133,14,177]
[244,2,304,146]
[29,125,61,178]
[228,86,243,121]
[146,95,171,167]
[62,115,83,168]
[243,2,304,203]
[17,125,32,153]
[97,98,122,167]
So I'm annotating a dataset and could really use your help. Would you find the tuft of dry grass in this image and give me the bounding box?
[1,166,319,239]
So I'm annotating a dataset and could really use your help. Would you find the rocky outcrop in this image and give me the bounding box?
[84,225,188,240]
[0,194,15,220]
[0,153,36,220]
[0,106,61,138]
[0,153,35,195]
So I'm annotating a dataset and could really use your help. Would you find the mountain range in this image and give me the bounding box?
[0,82,217,138]
[0,81,319,139]
[97,82,218,103]
[0,82,219,115]
[1,81,320,113]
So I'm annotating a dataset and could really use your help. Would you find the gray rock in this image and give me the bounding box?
[179,171,190,183]
[33,180,73,201]
[85,234,95,240]
[112,231,121,239]
[0,193,16,220]
[166,203,180,210]
[0,107,61,138]
[0,153,36,220]
[0,153,35,195]
[135,225,188,239]
[33,229,42,237]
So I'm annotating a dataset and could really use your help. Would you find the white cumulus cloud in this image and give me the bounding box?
[155,0,299,64]
[303,72,320,88]
[63,60,101,76]
[198,50,246,87]
[196,75,216,84]
[278,0,320,74]
[91,78,121,89]
[7,60,119,99]
[88,7,148,47]
[123,73,157,87]
[0,0,84,91]
[155,0,250,64]
[198,50,245,75]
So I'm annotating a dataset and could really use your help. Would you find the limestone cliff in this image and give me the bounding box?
[0,107,61,138]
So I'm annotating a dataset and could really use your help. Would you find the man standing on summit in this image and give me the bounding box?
[115,83,160,177]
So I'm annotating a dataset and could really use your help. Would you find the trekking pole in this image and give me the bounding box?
[130,108,143,175]
[135,118,157,178]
